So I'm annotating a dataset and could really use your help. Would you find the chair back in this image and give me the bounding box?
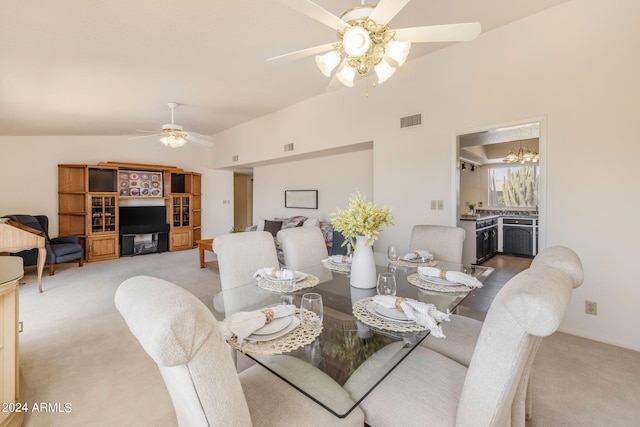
[330,230,349,256]
[213,231,279,291]
[531,245,584,288]
[456,266,574,426]
[277,227,328,270]
[409,225,465,263]
[115,276,253,427]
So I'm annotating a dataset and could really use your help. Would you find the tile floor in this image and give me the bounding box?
[456,254,533,321]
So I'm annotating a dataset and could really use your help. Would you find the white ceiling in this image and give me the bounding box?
[0,0,568,137]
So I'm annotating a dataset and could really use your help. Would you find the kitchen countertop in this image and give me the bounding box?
[459,214,538,222]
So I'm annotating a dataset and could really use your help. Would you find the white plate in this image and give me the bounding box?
[419,274,459,286]
[329,258,351,266]
[264,272,308,283]
[402,257,433,263]
[251,316,292,335]
[248,316,300,342]
[365,302,414,324]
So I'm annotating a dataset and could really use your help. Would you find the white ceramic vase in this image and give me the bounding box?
[350,235,377,289]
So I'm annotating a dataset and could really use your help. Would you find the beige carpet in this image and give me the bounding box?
[14,250,640,426]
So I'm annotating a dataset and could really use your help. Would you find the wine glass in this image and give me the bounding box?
[376,272,397,296]
[387,245,398,261]
[300,293,323,328]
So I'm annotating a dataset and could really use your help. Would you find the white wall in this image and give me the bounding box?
[252,149,373,224]
[210,0,640,350]
[0,136,234,239]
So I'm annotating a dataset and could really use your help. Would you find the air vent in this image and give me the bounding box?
[232,155,239,162]
[284,143,294,152]
[400,114,422,128]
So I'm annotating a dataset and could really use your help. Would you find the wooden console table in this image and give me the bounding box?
[0,218,46,292]
[196,239,218,271]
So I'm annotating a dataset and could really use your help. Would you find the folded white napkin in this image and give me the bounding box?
[328,254,352,264]
[402,250,433,261]
[221,304,296,344]
[372,295,450,338]
[417,266,483,289]
[253,267,295,280]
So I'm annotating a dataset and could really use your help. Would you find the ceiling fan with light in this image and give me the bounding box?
[132,102,214,148]
[268,0,482,88]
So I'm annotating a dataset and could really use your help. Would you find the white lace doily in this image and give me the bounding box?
[389,258,437,268]
[227,309,322,355]
[257,274,320,293]
[352,297,428,333]
[322,259,351,273]
[407,273,472,293]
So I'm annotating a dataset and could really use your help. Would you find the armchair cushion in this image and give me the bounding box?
[50,235,79,245]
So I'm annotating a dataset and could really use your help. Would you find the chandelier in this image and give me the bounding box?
[503,143,539,164]
[160,126,188,148]
[314,5,411,87]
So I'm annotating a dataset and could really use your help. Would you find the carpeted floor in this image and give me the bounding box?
[14,250,640,426]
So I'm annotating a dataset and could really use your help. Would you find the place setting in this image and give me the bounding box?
[253,266,319,292]
[387,246,438,268]
[407,266,483,293]
[321,254,352,273]
[352,272,450,336]
[221,293,324,355]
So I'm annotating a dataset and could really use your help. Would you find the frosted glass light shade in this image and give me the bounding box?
[386,40,411,67]
[343,27,371,57]
[374,59,396,84]
[336,65,356,87]
[161,134,187,148]
[315,50,341,77]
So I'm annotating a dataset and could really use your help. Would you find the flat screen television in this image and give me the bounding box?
[119,206,168,232]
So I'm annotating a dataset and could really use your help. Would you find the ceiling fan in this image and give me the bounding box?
[268,0,482,87]
[132,102,214,148]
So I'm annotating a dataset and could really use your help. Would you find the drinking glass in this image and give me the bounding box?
[300,293,323,328]
[376,272,397,296]
[279,265,296,293]
[387,245,398,261]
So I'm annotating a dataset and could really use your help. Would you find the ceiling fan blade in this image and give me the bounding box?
[185,132,215,147]
[278,0,348,31]
[394,22,482,42]
[369,0,411,25]
[128,133,160,140]
[267,42,335,63]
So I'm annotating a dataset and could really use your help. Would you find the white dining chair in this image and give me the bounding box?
[419,245,584,425]
[115,275,365,427]
[276,226,329,270]
[357,262,576,427]
[409,225,466,263]
[213,231,279,291]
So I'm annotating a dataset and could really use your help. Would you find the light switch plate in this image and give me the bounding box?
[437,200,444,210]
[430,200,437,210]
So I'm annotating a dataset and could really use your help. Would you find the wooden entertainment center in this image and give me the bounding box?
[58,162,202,262]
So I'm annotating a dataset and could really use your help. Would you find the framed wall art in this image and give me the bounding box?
[284,190,318,209]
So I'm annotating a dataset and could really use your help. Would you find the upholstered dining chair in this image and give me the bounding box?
[213,231,279,291]
[409,224,466,263]
[357,262,576,427]
[420,246,584,425]
[276,227,328,270]
[115,275,364,427]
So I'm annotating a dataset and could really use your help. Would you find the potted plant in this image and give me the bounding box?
[468,203,476,215]
[331,192,394,288]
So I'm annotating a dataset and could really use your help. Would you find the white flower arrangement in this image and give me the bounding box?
[331,191,394,250]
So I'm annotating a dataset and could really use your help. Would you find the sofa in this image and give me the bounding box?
[245,216,346,265]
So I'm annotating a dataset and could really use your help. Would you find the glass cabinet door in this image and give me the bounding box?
[172,196,190,227]
[91,195,117,233]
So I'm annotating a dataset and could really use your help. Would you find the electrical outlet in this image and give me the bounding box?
[430,200,437,210]
[585,300,597,315]
[437,200,444,210]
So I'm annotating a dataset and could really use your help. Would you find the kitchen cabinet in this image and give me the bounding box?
[459,216,498,265]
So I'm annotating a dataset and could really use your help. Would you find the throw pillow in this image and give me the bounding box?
[303,217,319,227]
[281,216,308,229]
[263,220,283,237]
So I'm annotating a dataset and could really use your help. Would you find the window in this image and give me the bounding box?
[488,165,539,208]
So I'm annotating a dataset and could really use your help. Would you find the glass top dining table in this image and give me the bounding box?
[200,260,493,418]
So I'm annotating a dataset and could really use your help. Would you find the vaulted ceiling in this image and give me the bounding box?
[0,0,568,137]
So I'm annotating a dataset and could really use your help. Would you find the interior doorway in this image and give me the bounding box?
[233,172,253,230]
[453,118,547,262]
